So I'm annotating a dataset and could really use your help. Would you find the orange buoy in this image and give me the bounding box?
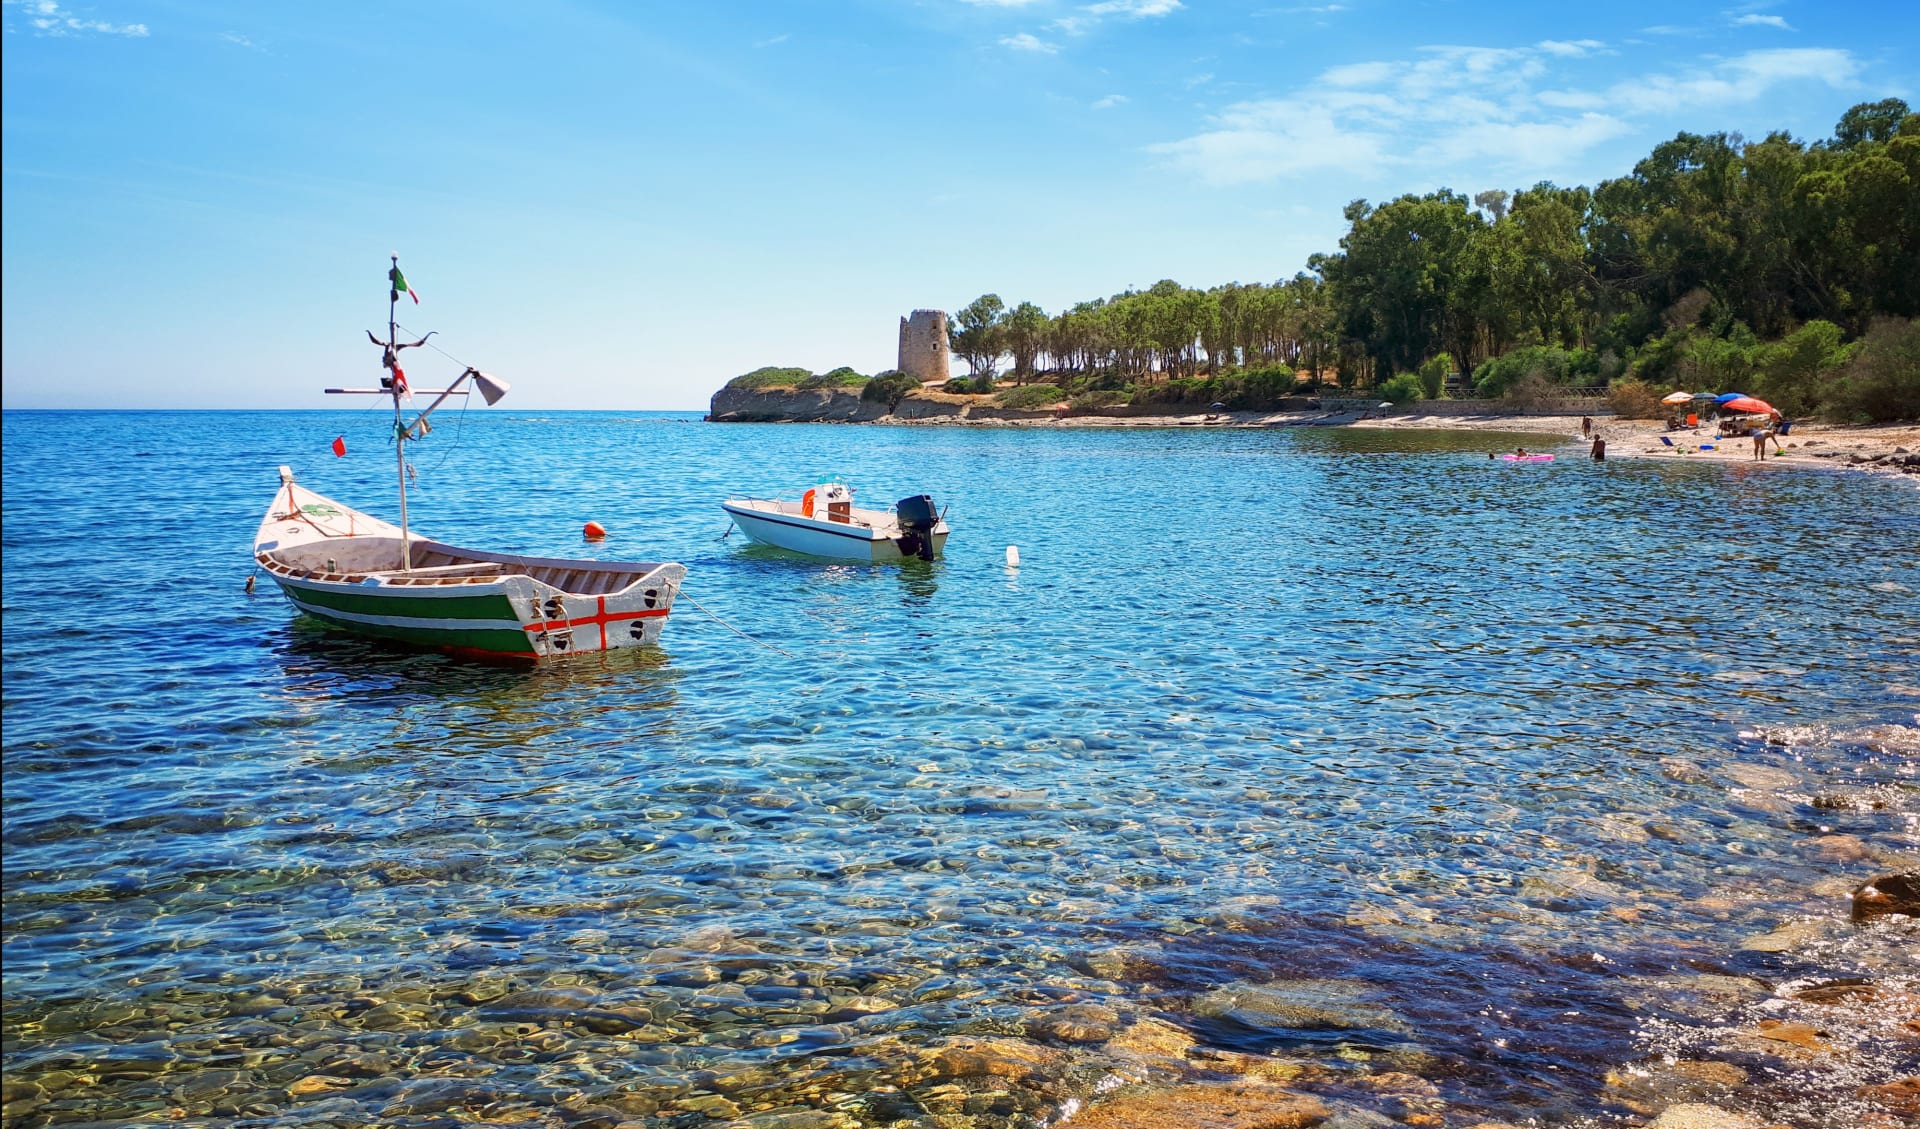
[583,521,607,540]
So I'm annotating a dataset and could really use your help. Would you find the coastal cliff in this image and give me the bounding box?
[706,386,1042,423]
[707,386,889,423]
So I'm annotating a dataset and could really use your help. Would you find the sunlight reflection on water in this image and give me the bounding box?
[3,410,1917,1125]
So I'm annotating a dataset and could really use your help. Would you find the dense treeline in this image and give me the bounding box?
[933,101,1919,421]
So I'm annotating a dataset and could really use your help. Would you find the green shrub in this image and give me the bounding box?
[1679,327,1760,393]
[1824,317,1920,421]
[1378,372,1423,404]
[1473,346,1579,398]
[941,376,996,394]
[1129,365,1301,411]
[1505,372,1559,409]
[1132,377,1211,407]
[1417,353,1451,399]
[1238,365,1301,407]
[1750,321,1853,418]
[1606,378,1665,419]
[861,370,920,408]
[1068,389,1130,410]
[1060,369,1132,396]
[724,365,814,391]
[797,365,868,390]
[1626,327,1688,385]
[994,384,1065,410]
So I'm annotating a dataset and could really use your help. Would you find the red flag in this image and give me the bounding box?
[332,435,347,457]
[392,365,411,402]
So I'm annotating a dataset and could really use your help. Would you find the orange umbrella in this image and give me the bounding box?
[1720,395,1778,417]
[1661,391,1693,405]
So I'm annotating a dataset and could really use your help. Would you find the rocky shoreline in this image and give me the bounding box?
[705,388,1920,480]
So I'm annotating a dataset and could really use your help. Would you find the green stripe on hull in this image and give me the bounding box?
[284,581,521,622]
[298,605,537,655]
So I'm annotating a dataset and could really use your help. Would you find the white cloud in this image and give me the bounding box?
[1536,39,1607,57]
[4,0,146,36]
[1150,100,1394,185]
[1086,0,1183,15]
[1056,0,1182,31]
[220,32,257,49]
[1607,47,1854,114]
[1536,88,1607,111]
[1323,61,1395,86]
[1152,43,1858,187]
[960,0,1046,5]
[1442,113,1634,166]
[753,33,790,48]
[1000,32,1059,53]
[1733,13,1793,29]
[1093,93,1130,109]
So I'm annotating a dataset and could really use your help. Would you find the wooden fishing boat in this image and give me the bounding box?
[252,255,684,659]
[721,483,948,563]
[255,471,683,658]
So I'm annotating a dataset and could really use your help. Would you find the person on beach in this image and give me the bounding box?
[1751,427,1767,460]
[1581,416,1592,438]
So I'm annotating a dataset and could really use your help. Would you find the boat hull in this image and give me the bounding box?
[265,571,677,658]
[256,471,683,659]
[721,501,948,563]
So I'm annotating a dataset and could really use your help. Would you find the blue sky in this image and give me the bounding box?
[2,0,1912,409]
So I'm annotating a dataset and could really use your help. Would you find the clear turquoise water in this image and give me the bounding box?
[3,409,1917,1126]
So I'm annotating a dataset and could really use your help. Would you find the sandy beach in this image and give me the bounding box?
[928,405,1920,479]
[1352,412,1920,478]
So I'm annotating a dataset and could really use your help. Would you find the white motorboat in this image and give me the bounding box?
[721,484,948,562]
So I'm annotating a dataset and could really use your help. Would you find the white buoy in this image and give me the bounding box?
[1006,545,1021,567]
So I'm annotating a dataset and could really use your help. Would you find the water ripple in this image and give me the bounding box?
[4,411,1917,1125]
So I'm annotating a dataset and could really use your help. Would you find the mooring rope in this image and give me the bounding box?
[678,589,794,658]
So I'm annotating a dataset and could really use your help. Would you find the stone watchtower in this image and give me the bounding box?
[897,310,950,384]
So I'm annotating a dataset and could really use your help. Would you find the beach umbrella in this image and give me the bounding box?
[1209,402,1227,411]
[1661,391,1693,405]
[1714,392,1747,404]
[1720,395,1777,416]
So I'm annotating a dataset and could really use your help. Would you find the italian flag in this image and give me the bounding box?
[390,266,419,304]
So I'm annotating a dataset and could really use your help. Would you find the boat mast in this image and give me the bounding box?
[322,257,508,558]
[389,252,412,573]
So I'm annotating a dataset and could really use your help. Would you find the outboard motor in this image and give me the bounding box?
[893,494,939,561]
